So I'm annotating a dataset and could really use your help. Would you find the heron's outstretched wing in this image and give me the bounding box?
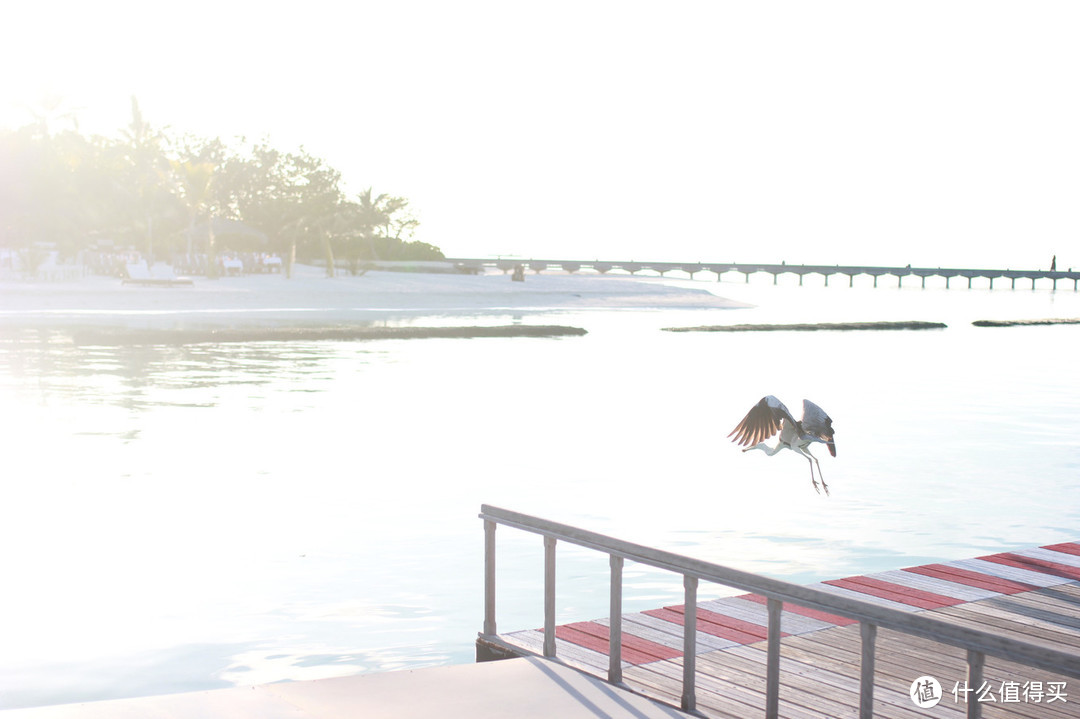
[728,395,797,447]
[801,399,837,457]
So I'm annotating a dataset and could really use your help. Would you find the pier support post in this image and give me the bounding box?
[681,575,698,713]
[860,622,877,719]
[967,650,985,719]
[873,275,878,288]
[946,277,951,288]
[922,276,926,288]
[1012,277,1016,289]
[609,555,624,684]
[849,275,854,287]
[543,536,557,657]
[484,520,497,635]
[766,598,782,719]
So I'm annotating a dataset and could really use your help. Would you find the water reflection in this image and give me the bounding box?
[3,286,1080,709]
[0,331,381,413]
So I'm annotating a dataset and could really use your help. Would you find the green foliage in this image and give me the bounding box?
[0,99,439,275]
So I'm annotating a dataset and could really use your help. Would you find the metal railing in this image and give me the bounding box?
[478,504,1080,718]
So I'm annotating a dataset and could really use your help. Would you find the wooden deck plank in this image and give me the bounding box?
[1020,547,1080,568]
[953,558,1076,587]
[982,590,1080,631]
[556,622,681,664]
[629,658,833,719]
[933,603,1080,649]
[708,643,943,719]
[621,662,769,719]
[981,553,1080,582]
[823,576,965,609]
[595,614,739,653]
[776,632,1076,719]
[803,582,920,612]
[500,630,615,674]
[1043,542,1080,557]
[717,643,956,719]
[658,604,782,641]
[870,569,1002,601]
[902,563,1039,594]
[642,606,772,645]
[785,622,1075,711]
[701,596,838,635]
[740,592,859,626]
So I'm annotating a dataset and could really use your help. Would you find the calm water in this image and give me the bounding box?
[2,274,1080,708]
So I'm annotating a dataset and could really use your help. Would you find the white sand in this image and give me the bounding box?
[0,265,745,329]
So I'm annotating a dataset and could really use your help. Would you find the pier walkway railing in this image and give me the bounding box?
[450,258,1080,289]
[478,504,1080,719]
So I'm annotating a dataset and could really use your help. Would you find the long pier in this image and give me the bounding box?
[449,258,1080,290]
[478,505,1080,718]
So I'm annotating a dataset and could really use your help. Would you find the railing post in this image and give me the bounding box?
[967,650,985,719]
[609,555,624,684]
[682,575,698,713]
[484,520,496,635]
[860,622,877,719]
[543,536,557,657]
[766,598,782,719]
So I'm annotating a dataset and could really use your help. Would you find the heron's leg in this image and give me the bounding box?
[811,456,830,496]
[805,456,821,494]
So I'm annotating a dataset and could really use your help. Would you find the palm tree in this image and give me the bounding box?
[120,97,170,262]
[355,187,389,261]
[171,159,216,270]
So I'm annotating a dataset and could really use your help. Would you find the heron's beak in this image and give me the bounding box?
[827,440,836,457]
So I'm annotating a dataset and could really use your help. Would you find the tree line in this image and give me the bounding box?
[0,97,444,278]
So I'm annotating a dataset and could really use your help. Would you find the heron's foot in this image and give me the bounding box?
[821,478,830,497]
[811,477,822,494]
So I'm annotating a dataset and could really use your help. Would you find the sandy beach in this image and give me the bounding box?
[0,265,746,333]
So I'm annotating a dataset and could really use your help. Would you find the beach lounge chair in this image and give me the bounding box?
[122,262,194,286]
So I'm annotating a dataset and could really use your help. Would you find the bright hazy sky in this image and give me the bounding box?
[3,2,1079,268]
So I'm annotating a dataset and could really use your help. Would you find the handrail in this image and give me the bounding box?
[479,504,1080,718]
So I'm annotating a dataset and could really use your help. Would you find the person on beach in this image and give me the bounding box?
[1051,255,1057,271]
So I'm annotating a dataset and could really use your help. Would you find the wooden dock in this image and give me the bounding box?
[478,506,1080,718]
[449,258,1080,290]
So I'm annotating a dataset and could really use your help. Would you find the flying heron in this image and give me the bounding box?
[728,395,837,495]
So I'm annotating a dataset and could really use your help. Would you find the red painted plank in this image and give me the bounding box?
[1042,542,1080,557]
[643,604,785,644]
[979,553,1080,581]
[643,600,764,639]
[739,592,857,626]
[674,604,783,641]
[825,576,964,609]
[554,621,682,665]
[902,564,1037,594]
[643,606,765,645]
